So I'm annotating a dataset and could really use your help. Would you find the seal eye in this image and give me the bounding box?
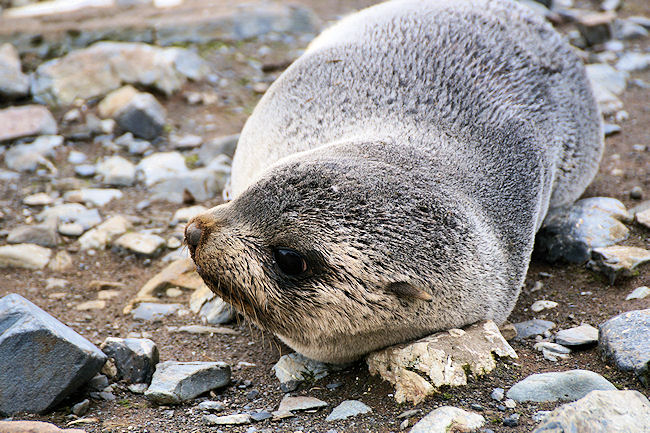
[273,248,308,276]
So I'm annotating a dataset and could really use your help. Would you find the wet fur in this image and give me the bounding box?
[189,0,603,363]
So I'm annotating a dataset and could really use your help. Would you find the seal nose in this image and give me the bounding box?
[185,221,203,249]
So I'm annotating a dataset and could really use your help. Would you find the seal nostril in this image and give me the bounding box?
[185,222,202,248]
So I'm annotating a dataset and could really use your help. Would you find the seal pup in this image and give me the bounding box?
[185,0,603,363]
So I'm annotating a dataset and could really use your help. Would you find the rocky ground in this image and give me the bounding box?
[0,0,649,432]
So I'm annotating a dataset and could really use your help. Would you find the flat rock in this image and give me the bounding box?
[0,105,57,142]
[616,52,650,72]
[506,369,616,403]
[131,302,181,321]
[197,400,225,412]
[277,395,327,413]
[536,197,631,263]
[325,400,371,421]
[38,203,102,231]
[64,188,123,207]
[626,286,650,300]
[409,406,485,433]
[23,192,55,206]
[78,215,131,250]
[531,390,650,433]
[535,342,571,362]
[170,133,202,149]
[145,361,231,404]
[273,352,331,384]
[136,151,188,187]
[4,135,63,172]
[171,205,208,225]
[513,319,555,340]
[189,284,215,313]
[367,320,517,404]
[113,232,166,256]
[149,165,229,203]
[100,337,159,384]
[99,86,166,140]
[0,43,29,98]
[203,413,252,425]
[198,134,239,163]
[199,297,236,324]
[585,64,627,115]
[75,300,106,311]
[0,294,107,414]
[96,155,136,186]
[7,222,58,247]
[588,245,650,283]
[555,324,599,346]
[636,208,650,229]
[31,42,208,106]
[0,420,87,433]
[531,300,558,312]
[599,309,650,385]
[174,325,238,335]
[0,243,51,269]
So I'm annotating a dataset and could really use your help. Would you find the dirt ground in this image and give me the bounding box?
[1,0,649,432]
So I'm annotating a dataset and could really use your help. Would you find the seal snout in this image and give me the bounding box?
[185,220,203,253]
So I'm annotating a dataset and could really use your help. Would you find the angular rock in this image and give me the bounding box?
[199,297,236,324]
[585,64,627,115]
[171,205,208,225]
[145,361,231,404]
[137,151,188,186]
[38,203,102,231]
[536,197,631,263]
[0,43,29,99]
[588,245,650,283]
[31,42,208,106]
[0,420,87,433]
[78,215,131,250]
[535,341,571,362]
[189,284,214,313]
[576,11,615,46]
[367,321,517,404]
[96,155,136,186]
[599,309,650,385]
[23,192,56,206]
[531,300,558,312]
[555,324,598,346]
[513,319,555,340]
[170,133,202,149]
[506,370,616,403]
[626,286,650,300]
[273,352,331,384]
[75,300,106,311]
[149,165,229,203]
[113,232,166,256]
[531,390,650,433]
[48,250,73,272]
[409,406,485,433]
[99,86,166,140]
[0,243,51,269]
[198,134,239,163]
[100,337,159,384]
[4,135,63,172]
[636,208,650,229]
[277,395,327,413]
[0,105,57,142]
[7,222,58,247]
[203,413,252,425]
[325,400,371,421]
[64,188,123,207]
[131,302,181,321]
[0,294,107,414]
[616,52,650,72]
[197,400,225,412]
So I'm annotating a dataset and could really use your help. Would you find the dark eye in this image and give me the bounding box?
[273,248,308,276]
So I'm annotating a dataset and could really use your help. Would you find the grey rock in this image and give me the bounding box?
[614,19,649,40]
[576,11,615,46]
[38,203,102,231]
[131,303,182,321]
[64,188,123,207]
[512,319,555,340]
[531,390,650,433]
[198,134,239,163]
[0,293,107,414]
[113,232,166,256]
[71,398,90,416]
[588,246,650,283]
[491,388,505,401]
[277,395,327,413]
[603,123,621,136]
[325,400,371,421]
[203,413,252,425]
[67,150,86,164]
[554,324,598,346]
[127,383,148,394]
[531,299,558,312]
[0,243,51,269]
[250,411,272,421]
[112,91,167,140]
[616,52,650,72]
[114,132,151,155]
[506,370,616,403]
[87,374,109,391]
[273,352,331,384]
[537,197,631,263]
[535,342,571,362]
[626,286,650,300]
[90,391,115,401]
[137,151,188,187]
[199,297,236,324]
[409,406,485,433]
[628,15,650,29]
[97,155,136,186]
[0,43,29,98]
[599,309,650,385]
[74,164,96,177]
[4,135,63,172]
[630,186,644,200]
[7,222,58,247]
[0,105,57,142]
[145,361,231,404]
[100,337,159,384]
[170,133,202,149]
[197,400,225,412]
[585,63,627,115]
[503,413,520,427]
[149,165,230,203]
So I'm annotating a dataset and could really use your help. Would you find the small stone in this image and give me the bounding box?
[137,152,188,187]
[38,203,102,231]
[504,398,516,409]
[250,411,272,421]
[75,300,106,311]
[199,297,236,324]
[48,250,73,272]
[64,188,123,207]
[588,246,650,283]
[203,413,252,425]
[78,215,131,251]
[630,186,643,200]
[175,325,239,335]
[90,391,115,401]
[166,237,182,249]
[0,243,52,269]
[4,135,63,172]
[277,395,327,413]
[325,400,371,421]
[23,192,55,206]
[166,287,183,297]
[101,337,159,384]
[58,222,85,237]
[599,309,650,385]
[99,86,167,140]
[128,383,148,394]
[531,300,558,312]
[626,286,650,300]
[114,232,166,256]
[535,342,571,362]
[576,11,615,46]
[197,400,225,412]
[45,278,67,290]
[170,133,202,149]
[409,406,485,433]
[171,205,208,225]
[75,164,96,177]
[131,303,182,321]
[555,324,599,346]
[198,134,239,163]
[0,105,57,142]
[532,410,552,423]
[502,413,520,427]
[149,165,229,203]
[88,374,109,391]
[636,208,650,229]
[0,43,30,99]
[531,390,650,433]
[498,323,517,341]
[603,123,621,136]
[71,398,90,416]
[506,370,616,403]
[491,388,505,401]
[7,222,58,247]
[273,352,331,384]
[97,155,136,187]
[616,52,650,72]
[145,361,231,404]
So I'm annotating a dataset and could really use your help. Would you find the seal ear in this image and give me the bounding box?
[385,281,433,302]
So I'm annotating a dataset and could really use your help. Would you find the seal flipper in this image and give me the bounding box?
[386,282,433,302]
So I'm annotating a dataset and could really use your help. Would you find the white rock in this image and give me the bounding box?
[0,244,51,269]
[410,406,485,433]
[137,152,188,186]
[626,286,650,300]
[4,135,63,172]
[531,300,558,312]
[23,192,55,206]
[0,43,30,98]
[97,155,136,186]
[64,188,123,207]
[171,205,208,225]
[114,232,166,256]
[0,106,57,142]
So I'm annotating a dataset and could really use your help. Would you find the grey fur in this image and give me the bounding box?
[188,0,603,363]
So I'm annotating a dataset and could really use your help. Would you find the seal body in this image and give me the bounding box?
[187,0,603,363]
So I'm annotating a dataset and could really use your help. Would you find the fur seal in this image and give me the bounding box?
[185,0,603,363]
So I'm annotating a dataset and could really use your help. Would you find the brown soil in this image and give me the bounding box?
[1,0,648,432]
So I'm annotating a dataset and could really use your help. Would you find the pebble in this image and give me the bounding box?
[0,421,87,433]
[149,165,229,203]
[506,370,616,403]
[585,63,627,115]
[555,324,599,346]
[7,222,58,247]
[199,297,237,324]
[273,352,331,384]
[99,86,167,140]
[71,398,90,416]
[0,294,107,414]
[409,406,485,433]
[277,395,328,413]
[145,361,231,404]
[113,232,166,256]
[170,133,202,149]
[512,319,555,340]
[48,250,73,271]
[531,390,650,433]
[23,192,55,206]
[534,341,571,362]
[4,134,63,172]
[171,205,208,225]
[0,43,30,99]
[603,123,621,136]
[58,222,85,237]
[250,411,272,421]
[491,388,505,401]
[636,208,650,229]
[78,215,131,250]
[0,243,52,269]
[325,400,371,421]
[127,383,148,394]
[100,337,160,384]
[166,237,182,249]
[204,413,252,425]
[197,400,226,412]
[589,245,650,283]
[136,151,188,187]
[626,286,650,300]
[575,11,615,46]
[174,325,239,335]
[531,300,558,312]
[616,52,650,72]
[97,155,136,186]
[38,203,102,231]
[87,374,109,391]
[74,164,96,177]
[198,134,240,163]
[64,188,123,207]
[630,186,643,200]
[599,309,650,385]
[0,105,57,142]
[75,300,106,311]
[131,303,182,321]
[502,413,519,427]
